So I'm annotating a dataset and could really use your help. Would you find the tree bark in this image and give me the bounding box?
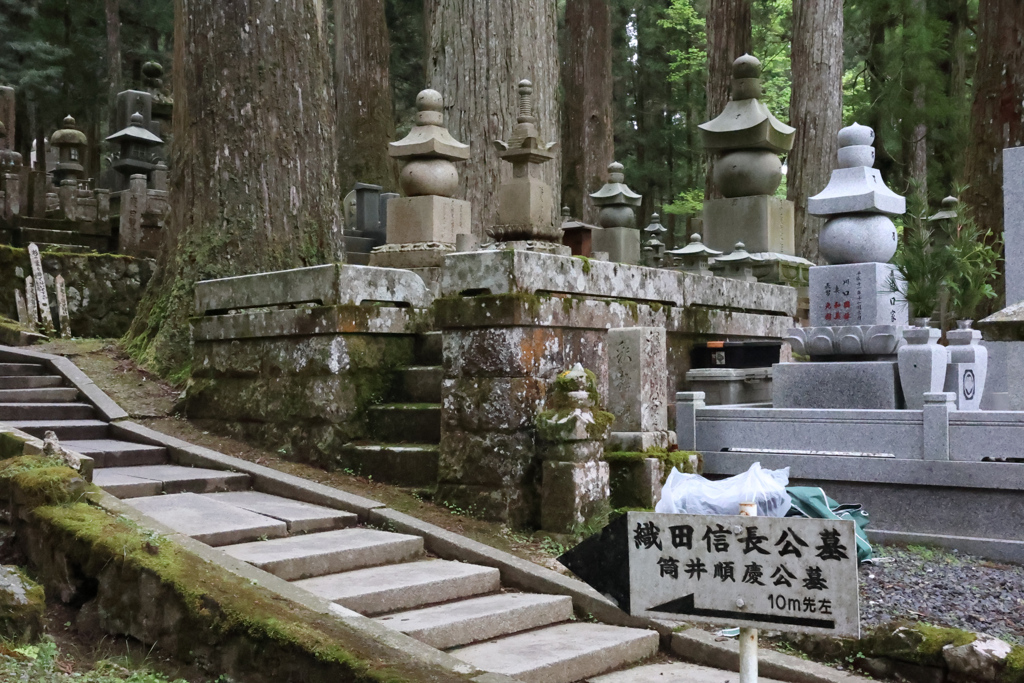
[963,0,1024,252]
[704,0,750,199]
[335,0,398,192]
[788,0,844,264]
[425,0,560,236]
[904,0,928,205]
[562,0,614,224]
[126,0,342,378]
[106,0,121,131]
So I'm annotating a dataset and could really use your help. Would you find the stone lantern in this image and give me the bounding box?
[106,112,163,179]
[50,115,87,184]
[667,234,721,277]
[590,162,642,264]
[642,213,667,267]
[710,242,761,283]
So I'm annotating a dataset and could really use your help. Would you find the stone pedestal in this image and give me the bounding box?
[497,176,554,231]
[702,195,794,255]
[383,195,470,245]
[540,461,610,533]
[591,227,640,266]
[809,262,907,327]
[606,326,673,450]
[772,361,904,409]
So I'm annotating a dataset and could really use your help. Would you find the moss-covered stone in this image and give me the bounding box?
[1004,645,1024,683]
[860,622,977,667]
[0,565,45,641]
[0,456,91,507]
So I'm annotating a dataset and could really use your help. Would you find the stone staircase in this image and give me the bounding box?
[12,216,111,253]
[0,355,663,683]
[341,331,444,487]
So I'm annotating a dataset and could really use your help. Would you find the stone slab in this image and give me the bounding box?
[91,470,163,498]
[450,622,659,683]
[441,249,796,316]
[702,195,795,255]
[62,439,167,468]
[590,226,640,265]
[91,464,250,495]
[220,528,423,581]
[375,592,573,650]
[194,263,431,315]
[295,559,500,615]
[125,492,288,546]
[772,361,903,410]
[204,491,358,533]
[807,166,906,216]
[607,327,668,432]
[386,195,470,244]
[809,263,906,327]
[589,661,786,683]
[192,305,421,342]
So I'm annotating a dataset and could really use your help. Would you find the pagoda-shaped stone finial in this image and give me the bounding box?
[589,161,643,264]
[667,233,722,277]
[487,79,564,248]
[809,123,905,264]
[699,55,795,198]
[928,195,959,223]
[369,88,472,269]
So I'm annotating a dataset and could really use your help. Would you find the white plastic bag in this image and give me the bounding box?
[654,462,792,517]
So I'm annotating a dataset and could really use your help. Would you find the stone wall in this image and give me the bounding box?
[0,245,156,338]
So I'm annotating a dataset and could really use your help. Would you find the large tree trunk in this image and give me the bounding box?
[963,0,1024,253]
[425,0,560,236]
[704,0,750,199]
[787,0,844,264]
[106,0,121,130]
[903,0,928,206]
[126,0,342,378]
[335,0,398,192]
[562,0,613,224]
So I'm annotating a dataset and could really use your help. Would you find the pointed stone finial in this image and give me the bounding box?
[644,213,666,235]
[130,111,145,126]
[928,195,959,222]
[590,161,642,230]
[730,54,763,100]
[517,80,536,124]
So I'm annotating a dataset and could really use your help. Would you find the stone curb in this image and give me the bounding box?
[671,629,871,683]
[0,423,94,480]
[0,345,128,421]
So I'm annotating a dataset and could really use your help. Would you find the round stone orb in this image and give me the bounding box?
[837,123,874,148]
[837,144,875,169]
[400,158,459,197]
[713,150,782,198]
[598,205,637,229]
[819,214,897,264]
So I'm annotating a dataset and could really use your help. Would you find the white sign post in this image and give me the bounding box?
[560,509,860,682]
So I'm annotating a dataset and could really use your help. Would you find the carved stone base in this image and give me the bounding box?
[785,324,907,357]
[368,241,455,269]
[482,238,570,256]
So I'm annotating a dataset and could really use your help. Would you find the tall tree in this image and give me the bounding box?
[126,0,342,378]
[704,0,751,198]
[963,0,1024,252]
[788,0,843,264]
[562,0,614,223]
[425,0,560,236]
[335,0,398,191]
[105,0,121,127]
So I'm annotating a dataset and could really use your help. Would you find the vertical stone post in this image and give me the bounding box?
[27,171,46,218]
[151,163,169,192]
[24,277,38,330]
[606,327,673,451]
[675,391,706,451]
[55,275,71,339]
[1002,148,1024,410]
[922,392,954,460]
[14,289,29,326]
[119,174,147,255]
[58,179,78,221]
[95,188,110,222]
[3,173,19,218]
[27,244,54,334]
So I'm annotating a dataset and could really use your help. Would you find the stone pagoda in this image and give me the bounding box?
[776,123,908,410]
[590,161,642,264]
[369,88,471,273]
[486,79,566,254]
[698,54,811,290]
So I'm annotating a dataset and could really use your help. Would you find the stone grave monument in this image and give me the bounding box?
[486,79,567,255]
[775,123,909,409]
[590,162,642,264]
[369,88,471,275]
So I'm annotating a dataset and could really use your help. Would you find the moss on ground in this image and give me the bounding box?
[1004,645,1024,683]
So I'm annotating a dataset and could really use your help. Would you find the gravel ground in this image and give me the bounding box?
[859,544,1024,645]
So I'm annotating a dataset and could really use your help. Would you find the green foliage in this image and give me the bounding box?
[0,637,189,683]
[942,200,1001,322]
[889,209,951,319]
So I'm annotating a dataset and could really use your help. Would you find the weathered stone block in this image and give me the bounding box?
[607,456,663,509]
[702,194,795,255]
[441,377,546,433]
[437,429,536,488]
[435,483,529,525]
[443,327,564,379]
[538,440,604,463]
[385,195,471,244]
[0,565,45,641]
[540,460,610,533]
[607,327,668,433]
[497,176,553,229]
[591,226,640,265]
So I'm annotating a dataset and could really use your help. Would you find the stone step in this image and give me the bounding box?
[6,419,107,440]
[296,559,500,616]
[0,403,95,421]
[375,592,574,650]
[62,439,169,468]
[0,363,48,377]
[203,491,358,534]
[221,528,424,581]
[344,235,377,254]
[367,404,441,444]
[400,366,444,403]
[347,252,371,266]
[20,227,109,250]
[450,623,660,683]
[416,332,443,366]
[588,662,788,683]
[125,493,289,546]
[0,387,79,403]
[92,464,250,498]
[339,443,438,487]
[0,375,64,389]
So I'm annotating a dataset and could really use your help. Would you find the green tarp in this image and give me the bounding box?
[786,486,873,563]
